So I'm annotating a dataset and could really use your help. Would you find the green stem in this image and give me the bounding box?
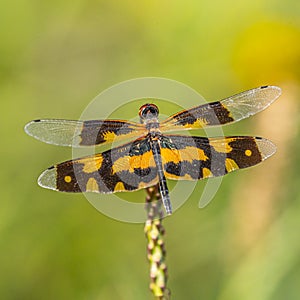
[144,185,169,299]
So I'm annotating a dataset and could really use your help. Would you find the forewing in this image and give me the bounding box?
[38,137,158,193]
[161,135,276,180]
[25,119,146,147]
[160,86,281,131]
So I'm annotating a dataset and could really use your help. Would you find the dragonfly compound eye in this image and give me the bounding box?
[139,104,159,120]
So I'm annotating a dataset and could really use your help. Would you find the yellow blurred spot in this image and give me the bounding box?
[233,21,300,83]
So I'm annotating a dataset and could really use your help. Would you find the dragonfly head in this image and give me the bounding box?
[139,103,159,123]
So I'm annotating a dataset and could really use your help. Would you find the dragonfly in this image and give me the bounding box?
[25,86,281,215]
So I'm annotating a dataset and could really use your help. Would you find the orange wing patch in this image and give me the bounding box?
[161,146,208,165]
[82,155,103,173]
[209,138,236,153]
[86,177,99,192]
[112,151,156,174]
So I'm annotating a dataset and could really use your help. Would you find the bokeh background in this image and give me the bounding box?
[1,0,300,299]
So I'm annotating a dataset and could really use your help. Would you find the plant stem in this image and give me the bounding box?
[144,185,169,299]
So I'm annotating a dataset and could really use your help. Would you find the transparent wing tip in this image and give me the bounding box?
[259,85,282,103]
[24,120,41,137]
[255,137,277,161]
[24,119,81,146]
[38,166,57,190]
[24,119,55,144]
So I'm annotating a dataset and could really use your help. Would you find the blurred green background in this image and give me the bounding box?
[1,0,300,299]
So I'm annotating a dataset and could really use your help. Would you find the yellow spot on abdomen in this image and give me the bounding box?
[245,149,252,156]
[225,158,239,172]
[82,155,103,173]
[64,175,72,183]
[202,167,212,178]
[114,181,125,191]
[86,177,99,192]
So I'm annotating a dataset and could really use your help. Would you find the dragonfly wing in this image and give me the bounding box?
[38,137,159,193]
[160,135,276,180]
[160,86,281,131]
[25,119,146,147]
